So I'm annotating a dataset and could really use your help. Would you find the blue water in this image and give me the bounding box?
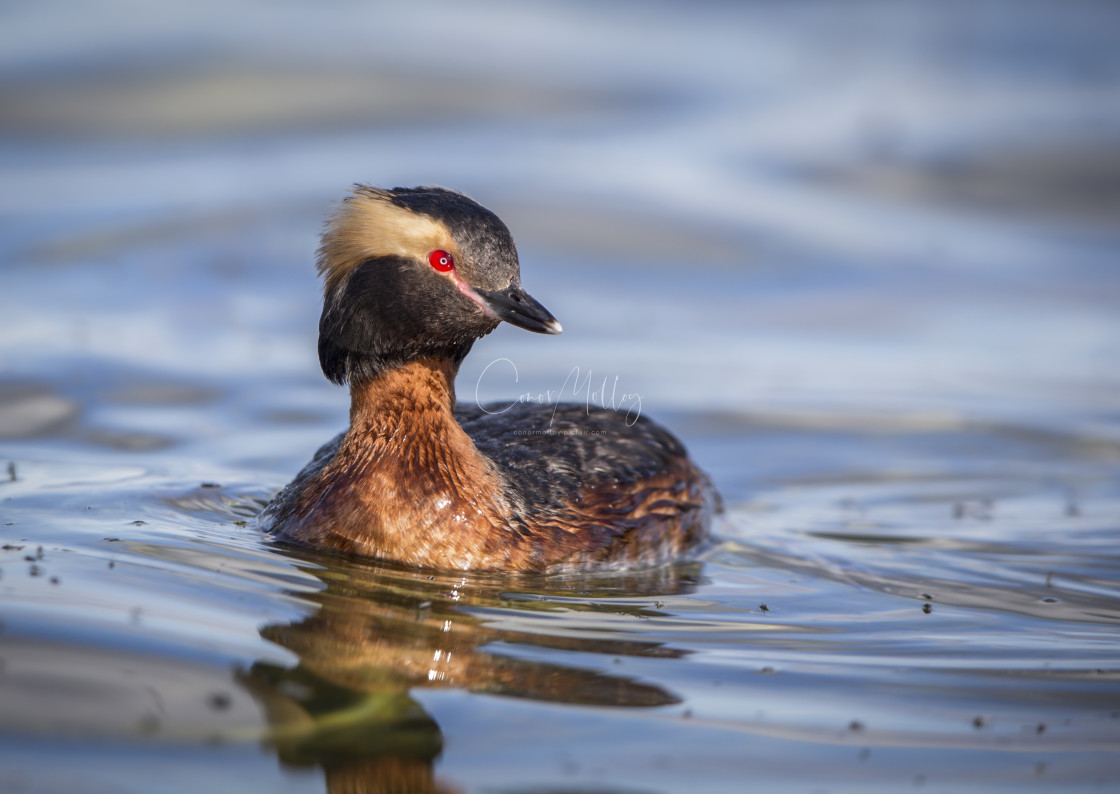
[2,1,1119,792]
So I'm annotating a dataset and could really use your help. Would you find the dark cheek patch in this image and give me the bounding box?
[318,256,499,384]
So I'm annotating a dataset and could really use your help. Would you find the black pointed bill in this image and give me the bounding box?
[474,285,562,335]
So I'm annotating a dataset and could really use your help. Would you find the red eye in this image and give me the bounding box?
[429,250,454,272]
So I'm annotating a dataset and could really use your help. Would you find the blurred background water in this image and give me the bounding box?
[1,1,1119,792]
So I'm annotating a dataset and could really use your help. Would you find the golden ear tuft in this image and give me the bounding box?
[316,186,457,293]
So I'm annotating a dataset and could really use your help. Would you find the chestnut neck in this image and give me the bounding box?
[346,357,460,437]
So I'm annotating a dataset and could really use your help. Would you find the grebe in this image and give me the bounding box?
[261,185,717,571]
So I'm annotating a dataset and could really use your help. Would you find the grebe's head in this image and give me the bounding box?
[316,185,561,385]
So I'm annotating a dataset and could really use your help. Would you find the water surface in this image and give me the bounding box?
[2,1,1119,792]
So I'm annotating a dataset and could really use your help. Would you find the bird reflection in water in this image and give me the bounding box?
[240,549,701,792]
